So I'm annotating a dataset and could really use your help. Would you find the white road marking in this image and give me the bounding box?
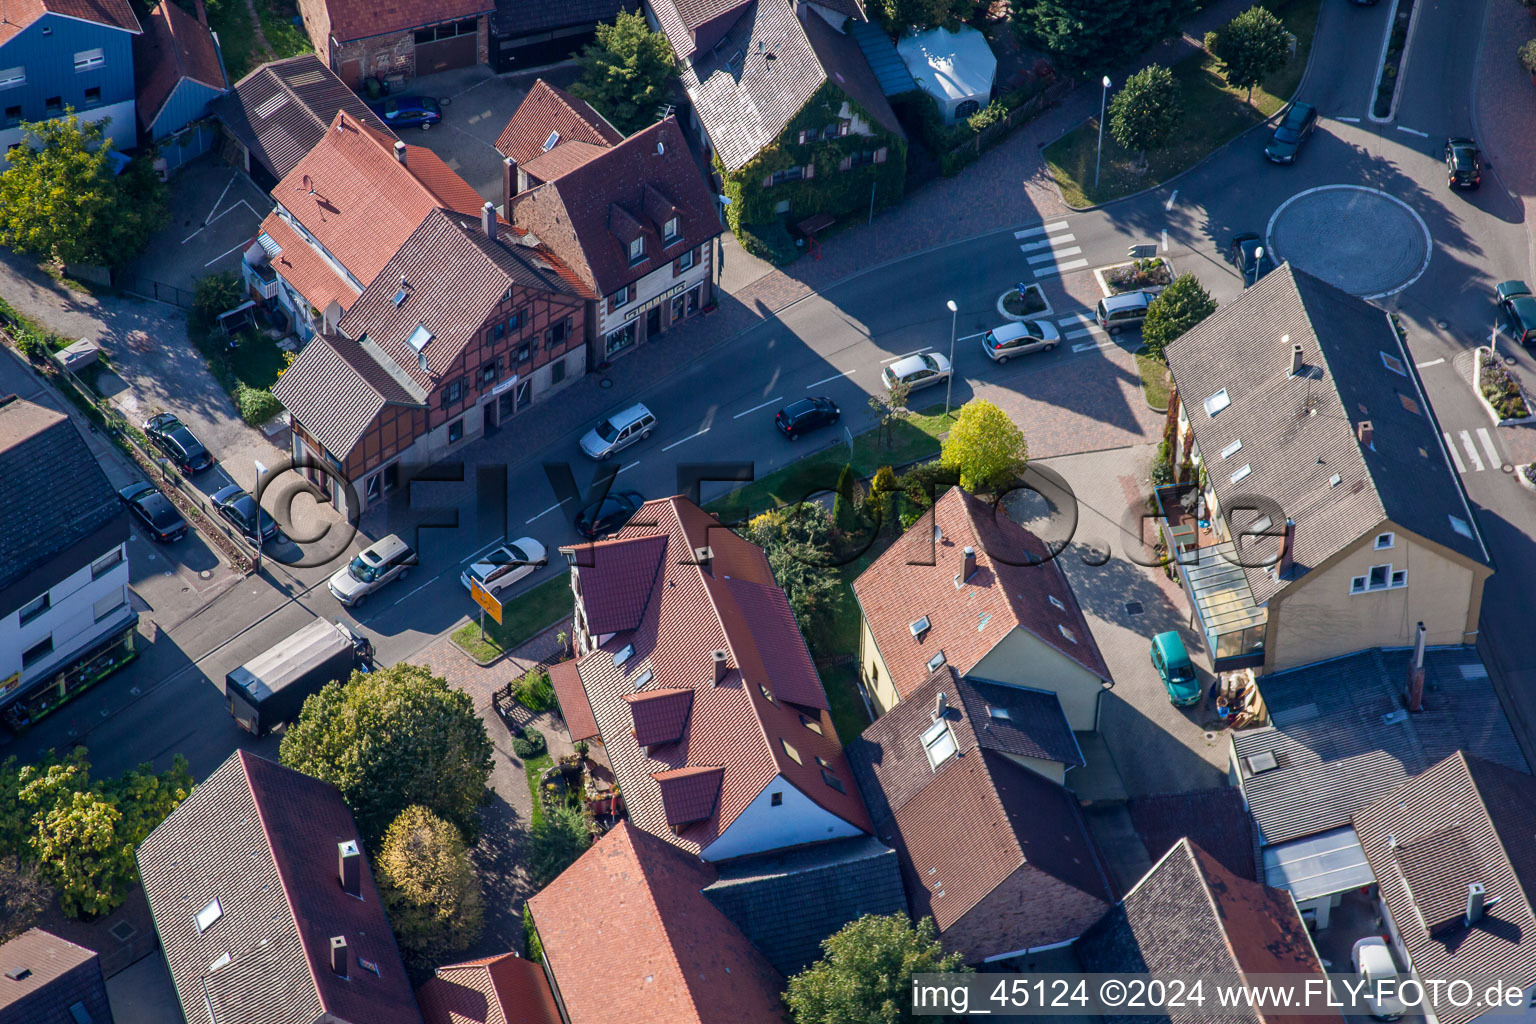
[1027,246,1082,265]
[806,369,856,387]
[1415,357,1445,368]
[1396,125,1429,138]
[206,173,236,226]
[881,347,931,363]
[1460,430,1484,472]
[1056,313,1098,327]
[388,575,437,608]
[203,241,252,267]
[1033,259,1089,277]
[1020,234,1076,252]
[1336,116,1361,123]
[1065,327,1104,340]
[956,331,987,342]
[661,428,710,452]
[734,396,783,418]
[1014,221,1071,239]
[526,500,569,524]
[1444,433,1466,473]
[617,460,640,476]
[1478,427,1501,468]
[1161,229,1169,251]
[1072,340,1114,353]
[1165,190,1178,211]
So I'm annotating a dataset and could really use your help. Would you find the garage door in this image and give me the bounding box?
[415,19,479,75]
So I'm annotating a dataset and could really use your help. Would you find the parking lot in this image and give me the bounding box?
[119,156,271,298]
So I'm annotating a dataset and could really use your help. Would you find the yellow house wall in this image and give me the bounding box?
[971,628,1104,731]
[860,615,900,716]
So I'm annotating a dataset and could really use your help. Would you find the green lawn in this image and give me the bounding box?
[523,752,553,827]
[1136,348,1171,410]
[203,0,259,80]
[818,661,871,744]
[231,334,288,390]
[451,571,573,662]
[254,0,313,60]
[706,404,951,524]
[1043,0,1324,208]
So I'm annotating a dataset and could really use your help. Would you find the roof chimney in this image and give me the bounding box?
[329,935,349,977]
[1358,420,1374,449]
[338,840,361,899]
[1406,621,1426,713]
[712,649,728,686]
[1465,882,1486,926]
[1277,518,1295,578]
[393,140,406,165]
[482,201,497,242]
[503,155,518,210]
[933,691,947,720]
[962,545,976,582]
[1288,339,1303,377]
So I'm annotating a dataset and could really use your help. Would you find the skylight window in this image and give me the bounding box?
[821,768,846,793]
[632,669,653,690]
[1058,624,1077,644]
[1450,515,1473,538]
[1048,595,1065,611]
[614,643,635,667]
[926,650,947,673]
[1381,351,1407,376]
[1329,474,1342,488]
[988,706,1011,720]
[392,288,408,308]
[195,899,223,933]
[782,739,802,764]
[910,615,930,637]
[208,952,232,972]
[407,324,433,352]
[542,130,560,151]
[1230,464,1252,484]
[1399,392,1421,415]
[921,720,957,770]
[1203,389,1230,417]
[977,611,992,632]
[800,714,822,734]
[1220,439,1243,459]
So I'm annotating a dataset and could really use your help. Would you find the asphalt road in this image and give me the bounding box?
[15,0,1536,777]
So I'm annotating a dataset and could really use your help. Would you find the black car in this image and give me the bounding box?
[143,413,214,474]
[211,484,279,544]
[1228,233,1275,287]
[1264,102,1318,164]
[574,490,644,539]
[118,480,187,542]
[775,397,840,440]
[1445,137,1481,189]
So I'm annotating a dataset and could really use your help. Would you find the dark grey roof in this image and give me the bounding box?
[1165,264,1490,604]
[0,929,110,1024]
[493,0,629,37]
[1232,647,1529,846]
[800,4,903,139]
[702,835,907,975]
[212,55,395,181]
[270,333,418,458]
[0,396,128,618]
[843,18,916,97]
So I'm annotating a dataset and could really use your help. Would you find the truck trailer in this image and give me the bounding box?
[225,619,371,735]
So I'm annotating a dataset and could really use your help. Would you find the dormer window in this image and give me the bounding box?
[663,216,679,242]
[629,237,645,264]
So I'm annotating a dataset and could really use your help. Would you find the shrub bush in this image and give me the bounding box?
[737,219,800,265]
[511,728,547,760]
[233,383,283,426]
[512,668,556,713]
[1521,38,1536,75]
[1480,356,1530,419]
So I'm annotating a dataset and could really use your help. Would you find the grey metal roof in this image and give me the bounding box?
[0,397,127,617]
[1165,264,1490,605]
[845,18,916,96]
[1232,647,1529,846]
[702,835,907,975]
[1261,826,1373,902]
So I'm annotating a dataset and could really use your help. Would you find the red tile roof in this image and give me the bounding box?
[495,80,622,166]
[549,659,599,742]
[508,118,723,298]
[416,952,561,1024]
[853,486,1110,703]
[260,211,361,314]
[626,687,695,746]
[654,765,724,824]
[519,140,608,185]
[566,496,869,857]
[134,0,228,133]
[321,0,491,44]
[527,821,784,1024]
[0,0,140,44]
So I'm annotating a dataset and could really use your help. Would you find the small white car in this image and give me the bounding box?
[982,320,1060,363]
[1350,937,1406,1021]
[460,538,547,597]
[882,352,952,392]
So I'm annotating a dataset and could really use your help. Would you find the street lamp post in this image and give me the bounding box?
[944,299,958,418]
[1095,75,1111,188]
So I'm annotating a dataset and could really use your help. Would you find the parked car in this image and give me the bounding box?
[372,95,441,129]
[882,352,952,392]
[580,403,656,460]
[982,320,1060,363]
[1264,101,1318,164]
[1445,137,1481,189]
[118,480,187,543]
[1150,632,1200,706]
[143,413,214,474]
[1350,938,1406,1021]
[1096,291,1155,334]
[328,534,418,607]
[574,490,645,539]
[1496,280,1536,345]
[775,397,840,440]
[460,538,548,597]
[1228,233,1275,287]
[211,484,279,544]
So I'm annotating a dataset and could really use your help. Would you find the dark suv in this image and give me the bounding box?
[1445,138,1481,190]
[1497,281,1536,346]
[211,484,279,544]
[1229,233,1275,287]
[1264,102,1318,164]
[143,413,214,474]
[775,397,840,440]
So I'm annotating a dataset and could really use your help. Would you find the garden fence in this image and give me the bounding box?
[114,273,197,311]
[938,79,1075,176]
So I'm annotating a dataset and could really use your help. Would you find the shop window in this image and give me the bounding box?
[19,591,49,625]
[606,321,638,357]
[22,635,53,668]
[447,418,464,444]
[551,359,566,384]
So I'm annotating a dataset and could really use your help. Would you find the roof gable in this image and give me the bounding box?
[0,0,140,44]
[416,952,561,1024]
[134,0,228,133]
[495,79,622,165]
[626,687,695,746]
[269,330,417,458]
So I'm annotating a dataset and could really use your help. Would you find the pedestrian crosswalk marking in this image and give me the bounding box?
[1033,259,1089,278]
[1014,221,1070,239]
[1020,234,1076,252]
[1477,427,1500,468]
[1027,246,1082,265]
[1444,433,1466,473]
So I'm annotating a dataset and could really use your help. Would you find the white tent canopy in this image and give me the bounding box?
[897,26,997,123]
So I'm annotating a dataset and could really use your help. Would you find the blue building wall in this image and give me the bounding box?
[0,14,137,149]
[149,76,222,139]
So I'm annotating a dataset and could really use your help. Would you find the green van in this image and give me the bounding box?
[1151,632,1201,706]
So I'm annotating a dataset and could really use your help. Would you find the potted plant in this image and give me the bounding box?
[1521,38,1536,83]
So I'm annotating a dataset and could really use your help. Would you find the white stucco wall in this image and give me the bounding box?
[702,773,863,861]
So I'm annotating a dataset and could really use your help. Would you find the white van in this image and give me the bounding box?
[580,403,657,460]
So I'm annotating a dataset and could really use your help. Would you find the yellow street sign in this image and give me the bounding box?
[470,578,503,625]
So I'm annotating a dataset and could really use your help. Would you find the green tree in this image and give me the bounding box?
[1020,0,1192,71]
[832,463,860,534]
[786,914,970,1024]
[743,504,841,644]
[376,806,483,967]
[868,378,913,449]
[1108,65,1183,167]
[1140,274,1217,359]
[570,10,676,135]
[528,804,592,888]
[0,112,167,267]
[0,856,51,942]
[279,663,494,848]
[872,0,977,33]
[1209,6,1291,104]
[940,399,1027,493]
